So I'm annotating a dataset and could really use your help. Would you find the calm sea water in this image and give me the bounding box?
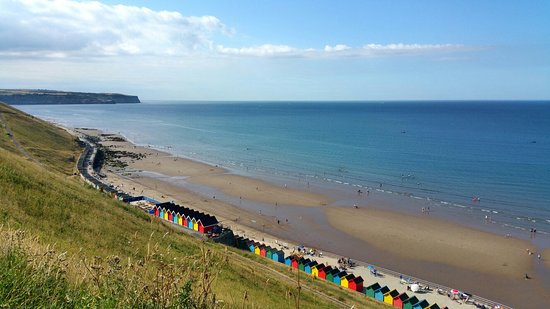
[18,101,550,234]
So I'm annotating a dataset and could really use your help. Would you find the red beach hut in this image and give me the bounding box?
[259,245,267,257]
[291,258,299,269]
[348,276,364,292]
[318,265,332,280]
[393,293,409,309]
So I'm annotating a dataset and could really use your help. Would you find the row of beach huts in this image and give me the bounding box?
[77,139,445,309]
[231,235,443,309]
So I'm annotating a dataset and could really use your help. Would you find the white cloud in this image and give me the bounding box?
[0,0,231,58]
[217,43,469,58]
[0,0,471,60]
[324,44,351,52]
[216,44,311,57]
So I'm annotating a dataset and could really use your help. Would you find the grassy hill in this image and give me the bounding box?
[0,103,382,308]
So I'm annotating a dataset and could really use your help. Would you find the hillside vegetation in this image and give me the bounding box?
[0,103,381,308]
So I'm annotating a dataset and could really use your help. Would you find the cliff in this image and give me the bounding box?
[0,89,140,105]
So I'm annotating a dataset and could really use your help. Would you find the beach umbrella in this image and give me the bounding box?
[410,284,420,292]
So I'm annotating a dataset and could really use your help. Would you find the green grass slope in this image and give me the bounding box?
[0,103,383,308]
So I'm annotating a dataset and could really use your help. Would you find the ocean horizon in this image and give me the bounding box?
[18,100,550,243]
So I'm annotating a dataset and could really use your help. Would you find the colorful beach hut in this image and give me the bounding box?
[365,282,381,298]
[259,245,267,257]
[341,274,355,288]
[197,216,218,233]
[402,296,419,309]
[304,261,318,275]
[177,214,183,225]
[318,265,332,280]
[192,218,199,231]
[325,268,340,282]
[393,293,409,309]
[384,289,400,305]
[375,286,390,302]
[426,304,440,309]
[298,258,311,271]
[248,242,256,253]
[265,247,273,259]
[154,206,160,217]
[413,300,430,309]
[285,256,293,267]
[291,258,299,269]
[311,263,324,277]
[272,250,285,263]
[332,271,346,285]
[172,212,178,224]
[348,276,364,292]
[254,245,261,255]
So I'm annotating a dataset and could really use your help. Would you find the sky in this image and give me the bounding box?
[0,0,549,100]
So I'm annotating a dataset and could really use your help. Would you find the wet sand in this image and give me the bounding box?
[77,128,550,308]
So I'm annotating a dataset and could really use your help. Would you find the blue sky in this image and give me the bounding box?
[0,0,548,100]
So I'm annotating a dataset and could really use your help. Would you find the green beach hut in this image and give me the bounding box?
[365,282,381,298]
[403,296,419,309]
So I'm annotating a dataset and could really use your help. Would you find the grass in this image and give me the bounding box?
[0,103,385,308]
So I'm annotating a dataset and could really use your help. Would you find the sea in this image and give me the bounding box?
[18,101,550,241]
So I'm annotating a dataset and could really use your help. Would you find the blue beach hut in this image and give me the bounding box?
[333,271,346,285]
[187,216,194,229]
[272,250,285,263]
[304,261,318,275]
[375,286,390,301]
[285,256,293,267]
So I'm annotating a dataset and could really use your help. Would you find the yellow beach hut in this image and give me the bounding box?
[163,209,169,220]
[177,214,183,226]
[192,218,199,231]
[384,289,399,305]
[254,245,261,255]
[341,274,355,288]
[311,263,325,278]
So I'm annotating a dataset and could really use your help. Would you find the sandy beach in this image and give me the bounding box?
[76,128,550,309]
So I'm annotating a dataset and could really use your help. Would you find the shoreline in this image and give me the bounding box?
[73,127,550,308]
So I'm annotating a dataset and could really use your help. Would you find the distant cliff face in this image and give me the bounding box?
[0,89,140,105]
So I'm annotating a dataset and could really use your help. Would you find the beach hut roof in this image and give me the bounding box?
[353,276,364,283]
[426,304,440,309]
[387,289,400,298]
[415,300,430,308]
[367,282,381,291]
[320,265,332,272]
[328,268,340,275]
[345,274,355,281]
[378,286,390,294]
[197,215,219,227]
[404,296,419,304]
[396,293,409,301]
[306,260,318,267]
[337,271,348,278]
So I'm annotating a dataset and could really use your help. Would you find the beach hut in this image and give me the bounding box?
[177,214,183,225]
[187,216,194,229]
[172,211,178,224]
[291,258,299,269]
[192,218,199,231]
[311,263,324,277]
[272,250,285,263]
[259,245,267,257]
[341,274,355,288]
[248,242,256,253]
[325,268,339,282]
[384,289,400,305]
[154,206,160,217]
[318,265,331,280]
[298,258,311,272]
[167,211,173,222]
[413,300,430,309]
[285,256,293,267]
[254,245,261,255]
[365,282,381,298]
[348,276,364,292]
[426,304,440,309]
[393,293,409,309]
[265,247,273,259]
[402,296,419,309]
[304,261,318,275]
[160,208,165,219]
[375,286,390,302]
[197,215,218,233]
[332,271,346,285]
